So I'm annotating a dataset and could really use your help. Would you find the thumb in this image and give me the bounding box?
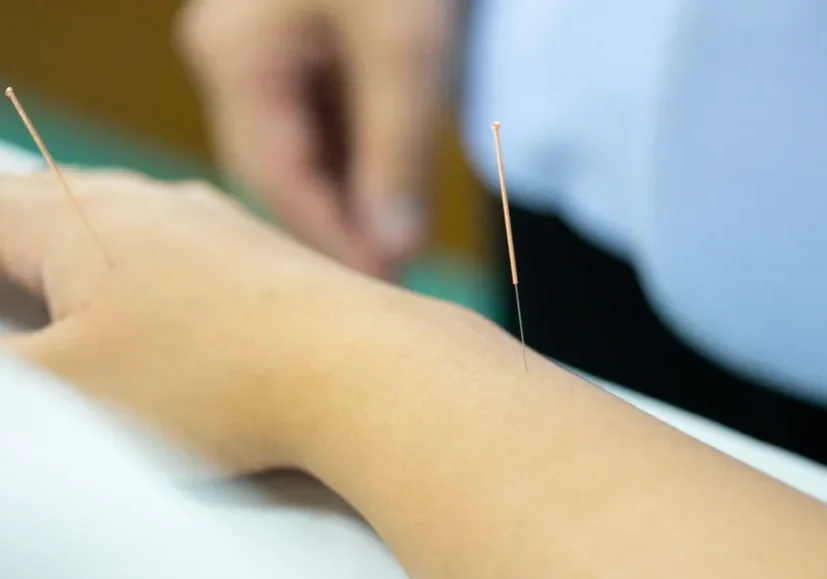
[0,330,52,370]
[0,321,85,380]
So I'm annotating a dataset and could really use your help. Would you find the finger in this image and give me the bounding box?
[0,331,47,367]
[0,320,90,386]
[0,172,66,294]
[341,1,456,260]
[0,322,70,368]
[216,66,386,272]
[177,0,381,271]
[0,171,116,320]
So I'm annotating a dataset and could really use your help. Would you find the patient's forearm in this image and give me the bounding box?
[287,298,827,579]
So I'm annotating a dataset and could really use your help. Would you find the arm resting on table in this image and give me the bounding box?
[279,296,827,579]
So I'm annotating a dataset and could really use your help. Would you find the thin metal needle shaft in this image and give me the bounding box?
[5,87,113,268]
[513,283,528,372]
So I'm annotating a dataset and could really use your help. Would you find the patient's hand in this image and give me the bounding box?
[0,169,409,473]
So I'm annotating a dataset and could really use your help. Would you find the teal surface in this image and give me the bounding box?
[0,85,503,324]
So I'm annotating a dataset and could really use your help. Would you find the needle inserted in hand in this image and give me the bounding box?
[5,87,113,268]
[492,122,528,372]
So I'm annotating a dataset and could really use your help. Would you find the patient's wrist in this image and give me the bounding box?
[238,279,439,468]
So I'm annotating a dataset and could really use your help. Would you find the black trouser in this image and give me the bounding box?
[489,194,827,465]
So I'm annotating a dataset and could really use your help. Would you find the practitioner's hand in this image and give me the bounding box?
[0,169,419,473]
[176,0,461,279]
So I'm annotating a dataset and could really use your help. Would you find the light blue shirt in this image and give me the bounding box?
[463,0,827,404]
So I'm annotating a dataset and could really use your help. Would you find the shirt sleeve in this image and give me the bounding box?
[637,0,827,402]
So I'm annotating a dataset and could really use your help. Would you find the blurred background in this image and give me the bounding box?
[0,0,488,263]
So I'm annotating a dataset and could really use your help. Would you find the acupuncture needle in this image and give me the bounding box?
[492,122,528,372]
[5,87,113,268]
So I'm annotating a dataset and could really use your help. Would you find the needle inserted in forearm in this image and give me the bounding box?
[492,121,528,372]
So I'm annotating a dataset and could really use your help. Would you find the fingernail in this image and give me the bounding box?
[369,195,427,255]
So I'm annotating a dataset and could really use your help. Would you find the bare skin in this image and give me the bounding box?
[1,170,825,579]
